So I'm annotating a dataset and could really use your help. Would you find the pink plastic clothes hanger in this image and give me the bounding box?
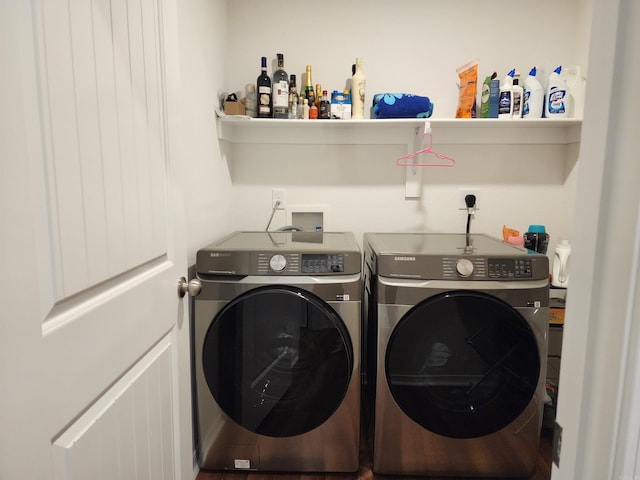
[395,122,456,167]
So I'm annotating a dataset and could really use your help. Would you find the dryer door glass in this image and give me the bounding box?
[386,290,540,439]
[202,285,353,437]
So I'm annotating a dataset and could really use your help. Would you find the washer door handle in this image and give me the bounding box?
[177,277,202,298]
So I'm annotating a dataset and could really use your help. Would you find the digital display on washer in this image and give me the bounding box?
[301,254,344,273]
[488,258,533,278]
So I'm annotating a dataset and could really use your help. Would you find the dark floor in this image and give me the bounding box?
[196,428,553,480]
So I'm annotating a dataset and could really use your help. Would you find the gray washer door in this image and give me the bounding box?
[202,285,353,437]
[386,290,540,439]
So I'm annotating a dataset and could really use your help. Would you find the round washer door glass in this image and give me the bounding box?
[386,290,540,439]
[202,285,353,437]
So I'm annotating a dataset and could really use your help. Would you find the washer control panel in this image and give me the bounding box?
[257,253,345,274]
[301,254,345,273]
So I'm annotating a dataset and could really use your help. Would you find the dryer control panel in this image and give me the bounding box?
[442,257,535,279]
[488,258,533,278]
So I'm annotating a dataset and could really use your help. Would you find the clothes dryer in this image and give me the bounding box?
[363,232,549,477]
[192,231,361,472]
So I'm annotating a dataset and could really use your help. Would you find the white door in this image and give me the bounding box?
[1,2,192,480]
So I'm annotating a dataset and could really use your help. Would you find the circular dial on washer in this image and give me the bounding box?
[456,258,474,277]
[269,254,287,272]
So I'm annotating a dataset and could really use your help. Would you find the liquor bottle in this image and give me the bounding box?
[315,84,323,110]
[302,98,310,119]
[304,65,315,110]
[272,53,289,119]
[288,74,299,119]
[257,56,272,118]
[351,57,366,119]
[309,101,318,119]
[319,90,330,119]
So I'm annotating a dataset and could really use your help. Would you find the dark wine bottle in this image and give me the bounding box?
[319,90,330,119]
[257,56,272,118]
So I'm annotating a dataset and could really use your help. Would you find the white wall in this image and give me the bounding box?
[217,0,590,256]
[178,0,233,265]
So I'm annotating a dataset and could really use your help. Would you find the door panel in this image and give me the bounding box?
[51,337,175,480]
[34,0,169,299]
[0,1,189,479]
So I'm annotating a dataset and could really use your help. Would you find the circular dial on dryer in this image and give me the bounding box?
[456,258,474,277]
[269,254,287,272]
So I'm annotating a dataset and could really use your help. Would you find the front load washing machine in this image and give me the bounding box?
[192,231,361,473]
[363,232,549,477]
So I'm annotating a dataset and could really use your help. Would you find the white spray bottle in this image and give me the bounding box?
[545,66,572,118]
[523,67,544,119]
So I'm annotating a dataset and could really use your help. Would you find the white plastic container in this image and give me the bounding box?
[523,67,544,119]
[563,66,585,118]
[512,73,524,119]
[545,66,572,118]
[351,58,366,119]
[498,69,515,119]
[552,240,571,288]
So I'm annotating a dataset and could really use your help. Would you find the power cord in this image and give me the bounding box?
[465,194,476,250]
[265,200,281,231]
[465,194,476,235]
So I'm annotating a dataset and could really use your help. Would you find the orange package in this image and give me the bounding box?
[502,225,520,242]
[456,60,478,118]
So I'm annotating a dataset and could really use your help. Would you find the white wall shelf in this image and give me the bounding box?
[216,115,582,146]
[216,114,582,198]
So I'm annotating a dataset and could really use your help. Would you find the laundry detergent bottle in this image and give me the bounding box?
[498,69,515,119]
[545,66,572,118]
[523,67,544,118]
[552,240,571,288]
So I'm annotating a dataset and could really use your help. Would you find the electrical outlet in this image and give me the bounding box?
[459,188,481,211]
[272,189,285,209]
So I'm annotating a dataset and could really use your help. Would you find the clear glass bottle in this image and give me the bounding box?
[351,57,366,119]
[272,53,289,119]
[245,83,257,118]
[257,56,272,118]
[288,74,299,119]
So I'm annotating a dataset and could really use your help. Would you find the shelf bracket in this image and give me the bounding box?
[404,123,427,198]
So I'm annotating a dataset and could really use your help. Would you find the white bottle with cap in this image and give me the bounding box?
[498,69,515,119]
[552,240,571,288]
[545,66,572,118]
[523,67,544,119]
[512,73,524,119]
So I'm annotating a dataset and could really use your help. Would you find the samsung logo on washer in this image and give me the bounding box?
[394,256,416,262]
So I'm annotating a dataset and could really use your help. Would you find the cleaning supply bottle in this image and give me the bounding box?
[512,73,524,119]
[563,66,585,118]
[498,69,515,119]
[523,67,544,119]
[552,240,571,288]
[545,66,572,118]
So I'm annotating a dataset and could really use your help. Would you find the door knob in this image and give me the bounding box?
[177,277,202,298]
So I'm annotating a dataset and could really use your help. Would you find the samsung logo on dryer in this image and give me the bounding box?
[394,256,416,262]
